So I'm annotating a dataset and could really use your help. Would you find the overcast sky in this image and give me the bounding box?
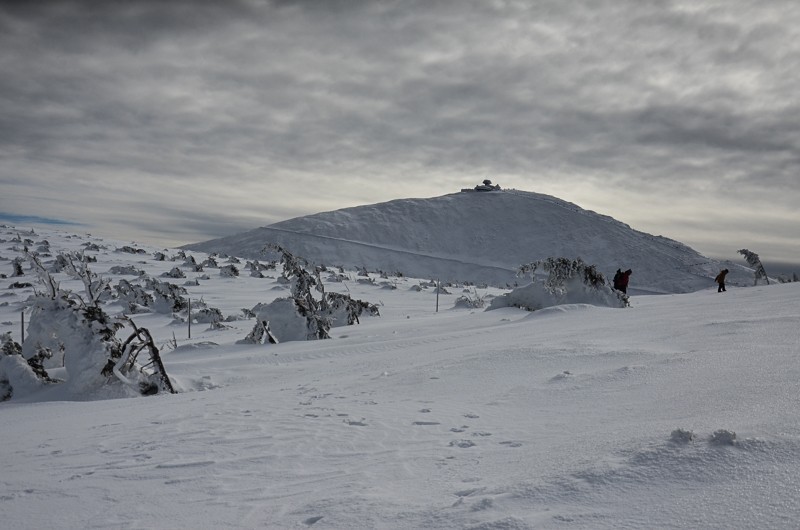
[2,0,799,265]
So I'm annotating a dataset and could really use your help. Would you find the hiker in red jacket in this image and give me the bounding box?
[616,269,632,294]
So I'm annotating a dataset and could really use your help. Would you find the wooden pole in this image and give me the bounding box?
[436,279,440,313]
[21,310,25,344]
[188,297,192,339]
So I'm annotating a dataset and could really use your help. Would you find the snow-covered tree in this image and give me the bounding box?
[4,251,177,400]
[11,256,24,277]
[489,257,629,311]
[738,249,769,285]
[254,244,380,341]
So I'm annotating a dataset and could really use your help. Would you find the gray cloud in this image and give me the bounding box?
[1,0,798,262]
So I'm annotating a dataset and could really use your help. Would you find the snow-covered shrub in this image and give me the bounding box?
[114,279,154,313]
[738,249,769,285]
[117,245,146,255]
[220,264,239,277]
[237,318,279,345]
[710,429,736,446]
[670,428,695,443]
[454,290,486,309]
[109,265,145,276]
[1,331,55,401]
[16,253,175,398]
[11,257,24,277]
[162,266,185,279]
[182,255,203,272]
[249,298,309,342]
[489,257,629,311]
[252,245,379,342]
[59,251,113,305]
[50,254,70,273]
[192,307,224,325]
[144,278,188,314]
[324,292,380,325]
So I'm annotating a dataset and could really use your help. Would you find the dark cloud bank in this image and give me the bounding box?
[1,0,797,263]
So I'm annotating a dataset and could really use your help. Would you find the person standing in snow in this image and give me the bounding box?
[616,269,632,294]
[715,269,729,292]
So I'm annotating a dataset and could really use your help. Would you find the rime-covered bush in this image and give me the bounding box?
[249,245,379,342]
[489,257,629,311]
[5,253,176,399]
[109,265,145,276]
[162,266,186,279]
[738,249,769,285]
[114,279,154,313]
[324,292,380,325]
[193,307,224,324]
[118,245,146,255]
[144,278,188,314]
[220,264,239,277]
[11,257,24,277]
[454,291,487,309]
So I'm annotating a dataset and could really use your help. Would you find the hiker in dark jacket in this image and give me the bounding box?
[617,269,632,294]
[715,269,729,292]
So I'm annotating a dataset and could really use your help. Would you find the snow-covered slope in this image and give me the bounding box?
[185,190,749,294]
[1,225,799,529]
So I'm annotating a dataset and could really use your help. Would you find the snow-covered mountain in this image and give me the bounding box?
[184,189,748,294]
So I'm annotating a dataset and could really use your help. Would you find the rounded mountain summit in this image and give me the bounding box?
[184,189,748,294]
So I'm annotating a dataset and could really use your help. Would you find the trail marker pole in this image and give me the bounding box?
[436,279,440,313]
[21,310,25,344]
[188,298,192,339]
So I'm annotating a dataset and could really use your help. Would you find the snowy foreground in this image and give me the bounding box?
[2,227,800,529]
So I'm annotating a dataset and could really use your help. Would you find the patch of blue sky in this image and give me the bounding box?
[0,213,84,227]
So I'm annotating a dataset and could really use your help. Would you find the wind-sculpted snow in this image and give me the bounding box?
[1,225,799,528]
[184,190,755,294]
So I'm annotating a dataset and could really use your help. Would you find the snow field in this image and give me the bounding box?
[1,226,799,528]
